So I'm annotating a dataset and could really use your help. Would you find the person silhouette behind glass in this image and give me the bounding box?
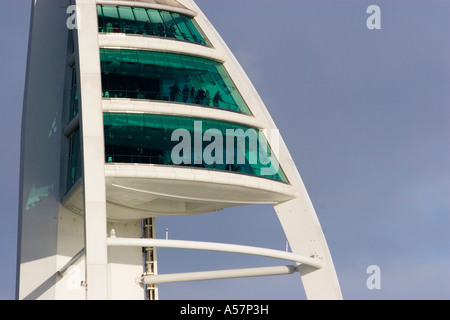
[190,87,196,103]
[166,23,176,38]
[182,85,190,103]
[113,22,120,33]
[213,91,223,107]
[205,90,211,106]
[196,88,205,104]
[106,21,113,33]
[144,20,154,35]
[169,83,180,101]
[157,23,165,37]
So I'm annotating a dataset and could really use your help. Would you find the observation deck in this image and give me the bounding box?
[64,161,298,220]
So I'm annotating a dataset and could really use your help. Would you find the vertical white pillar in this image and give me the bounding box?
[274,197,343,300]
[75,0,108,300]
[17,0,69,300]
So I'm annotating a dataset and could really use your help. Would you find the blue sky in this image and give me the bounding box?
[0,0,449,300]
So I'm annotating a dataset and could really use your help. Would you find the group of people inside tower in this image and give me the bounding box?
[102,19,205,45]
[170,83,224,108]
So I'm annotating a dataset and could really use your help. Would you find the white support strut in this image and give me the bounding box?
[143,265,299,284]
[106,237,324,269]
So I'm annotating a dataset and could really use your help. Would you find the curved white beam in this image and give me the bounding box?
[110,183,277,205]
[143,265,298,284]
[101,99,266,129]
[107,237,324,269]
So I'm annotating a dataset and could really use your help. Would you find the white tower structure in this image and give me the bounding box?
[17,0,342,300]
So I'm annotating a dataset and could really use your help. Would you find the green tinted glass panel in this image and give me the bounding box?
[131,7,149,25]
[97,5,210,46]
[66,129,82,192]
[103,113,288,183]
[100,49,251,114]
[117,6,134,21]
[69,69,78,121]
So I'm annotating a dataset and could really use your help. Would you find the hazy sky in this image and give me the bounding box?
[0,0,449,300]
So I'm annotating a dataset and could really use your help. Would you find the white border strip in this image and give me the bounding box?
[102,99,265,129]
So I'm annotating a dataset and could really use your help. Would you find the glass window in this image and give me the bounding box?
[69,68,78,121]
[100,49,251,114]
[117,6,136,33]
[132,7,151,35]
[103,113,288,183]
[66,128,82,192]
[99,5,120,33]
[97,5,211,46]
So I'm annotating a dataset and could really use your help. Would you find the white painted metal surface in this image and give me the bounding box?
[143,265,299,284]
[75,0,109,300]
[17,0,76,300]
[107,237,324,269]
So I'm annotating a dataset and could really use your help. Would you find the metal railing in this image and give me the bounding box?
[98,22,209,47]
[102,89,242,113]
[105,154,257,175]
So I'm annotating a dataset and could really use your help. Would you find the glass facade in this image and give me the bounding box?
[97,4,210,47]
[66,128,82,192]
[69,69,78,121]
[62,4,287,196]
[100,49,251,114]
[95,5,287,185]
[104,113,288,183]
